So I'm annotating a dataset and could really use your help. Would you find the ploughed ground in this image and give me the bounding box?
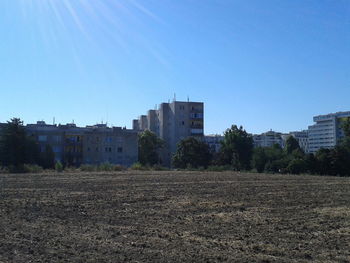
[0,171,349,262]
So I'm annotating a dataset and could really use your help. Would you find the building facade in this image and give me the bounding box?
[204,134,224,153]
[253,131,284,148]
[308,111,350,153]
[26,121,86,166]
[83,125,138,167]
[133,100,204,166]
[287,130,309,153]
[25,121,138,167]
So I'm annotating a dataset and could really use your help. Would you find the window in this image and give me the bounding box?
[181,121,185,125]
[53,146,61,153]
[40,145,46,153]
[117,147,123,153]
[53,136,61,143]
[95,147,99,152]
[87,147,91,152]
[38,135,47,142]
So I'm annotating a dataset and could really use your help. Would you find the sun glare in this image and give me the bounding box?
[15,0,166,66]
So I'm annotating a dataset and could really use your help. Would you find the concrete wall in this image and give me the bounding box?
[82,127,138,167]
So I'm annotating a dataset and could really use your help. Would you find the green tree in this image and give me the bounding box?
[252,147,267,173]
[304,153,317,174]
[342,117,350,137]
[39,145,55,169]
[138,130,164,166]
[285,136,301,154]
[314,148,332,175]
[329,146,350,176]
[0,118,40,169]
[286,158,307,174]
[172,137,212,169]
[219,125,253,170]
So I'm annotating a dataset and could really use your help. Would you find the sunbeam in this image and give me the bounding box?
[15,0,168,69]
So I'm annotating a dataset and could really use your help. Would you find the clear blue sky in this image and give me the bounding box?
[1,0,349,135]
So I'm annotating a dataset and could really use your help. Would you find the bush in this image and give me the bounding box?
[80,163,126,172]
[207,165,232,172]
[0,167,9,174]
[286,159,307,174]
[98,162,114,171]
[55,161,64,172]
[130,162,149,170]
[23,164,43,173]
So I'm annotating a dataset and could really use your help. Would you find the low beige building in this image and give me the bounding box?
[83,125,138,167]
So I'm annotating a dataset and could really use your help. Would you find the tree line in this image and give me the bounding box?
[0,118,59,172]
[139,119,350,176]
[1,117,350,176]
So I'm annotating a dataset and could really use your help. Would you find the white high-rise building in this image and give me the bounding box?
[289,130,309,153]
[308,111,350,153]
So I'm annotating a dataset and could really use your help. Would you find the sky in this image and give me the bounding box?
[0,0,349,135]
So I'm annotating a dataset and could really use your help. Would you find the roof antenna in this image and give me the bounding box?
[173,93,176,102]
[187,96,189,102]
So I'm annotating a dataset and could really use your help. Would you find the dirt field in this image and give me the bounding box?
[0,171,349,262]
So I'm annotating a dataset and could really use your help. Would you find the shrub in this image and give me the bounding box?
[23,164,43,173]
[98,162,114,171]
[0,167,9,174]
[55,161,64,172]
[130,162,149,170]
[207,165,232,172]
[286,159,307,175]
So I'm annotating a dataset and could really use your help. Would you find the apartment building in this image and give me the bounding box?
[133,100,204,166]
[26,121,88,166]
[288,130,309,153]
[25,121,138,167]
[83,124,138,167]
[204,134,224,153]
[253,131,284,148]
[308,111,350,153]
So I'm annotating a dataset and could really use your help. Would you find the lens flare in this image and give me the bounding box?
[15,0,167,67]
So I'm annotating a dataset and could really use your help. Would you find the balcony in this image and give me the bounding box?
[190,113,203,119]
[191,129,203,135]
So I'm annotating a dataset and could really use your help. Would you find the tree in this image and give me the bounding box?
[39,145,55,169]
[285,136,301,154]
[342,117,350,138]
[286,158,307,174]
[172,137,212,169]
[304,153,317,174]
[0,118,40,169]
[252,147,267,173]
[138,130,164,166]
[219,125,253,170]
[314,148,333,175]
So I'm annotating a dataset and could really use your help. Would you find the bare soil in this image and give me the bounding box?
[0,171,349,262]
